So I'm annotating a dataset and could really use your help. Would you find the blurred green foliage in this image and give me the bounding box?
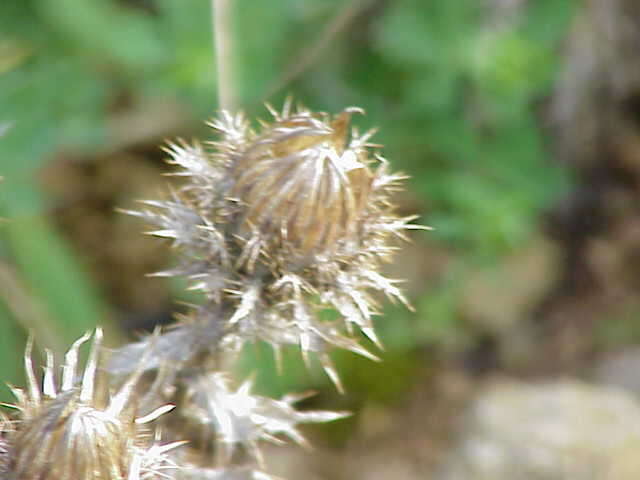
[1,0,576,401]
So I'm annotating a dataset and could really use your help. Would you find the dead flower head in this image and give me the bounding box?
[6,330,180,480]
[125,100,426,389]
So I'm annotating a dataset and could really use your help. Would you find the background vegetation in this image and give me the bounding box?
[12,1,636,468]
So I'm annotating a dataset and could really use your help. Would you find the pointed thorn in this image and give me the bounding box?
[136,404,176,424]
[362,327,384,351]
[24,335,40,405]
[79,328,102,403]
[320,355,344,394]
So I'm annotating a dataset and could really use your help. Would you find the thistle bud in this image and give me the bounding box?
[123,101,425,388]
[231,106,371,256]
[6,330,179,480]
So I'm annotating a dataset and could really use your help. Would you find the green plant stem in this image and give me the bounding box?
[212,0,236,112]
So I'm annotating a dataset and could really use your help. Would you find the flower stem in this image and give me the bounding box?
[212,0,236,112]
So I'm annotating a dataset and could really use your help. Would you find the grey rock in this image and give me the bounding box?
[438,379,640,480]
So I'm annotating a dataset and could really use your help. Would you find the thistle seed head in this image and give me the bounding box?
[125,101,426,387]
[6,330,179,480]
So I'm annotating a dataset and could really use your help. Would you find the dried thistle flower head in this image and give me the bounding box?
[123,100,425,389]
[5,330,180,480]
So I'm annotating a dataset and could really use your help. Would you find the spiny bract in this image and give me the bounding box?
[177,372,348,466]
[123,101,425,389]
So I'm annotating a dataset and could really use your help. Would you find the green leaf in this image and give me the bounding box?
[1,188,120,351]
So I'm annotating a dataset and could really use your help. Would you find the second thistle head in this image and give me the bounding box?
[130,100,424,387]
[5,331,179,480]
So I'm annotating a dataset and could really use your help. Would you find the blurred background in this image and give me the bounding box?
[4,0,640,478]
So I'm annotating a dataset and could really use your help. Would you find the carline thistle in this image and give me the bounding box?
[119,100,426,392]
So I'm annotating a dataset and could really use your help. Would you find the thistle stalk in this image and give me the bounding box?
[212,0,236,112]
